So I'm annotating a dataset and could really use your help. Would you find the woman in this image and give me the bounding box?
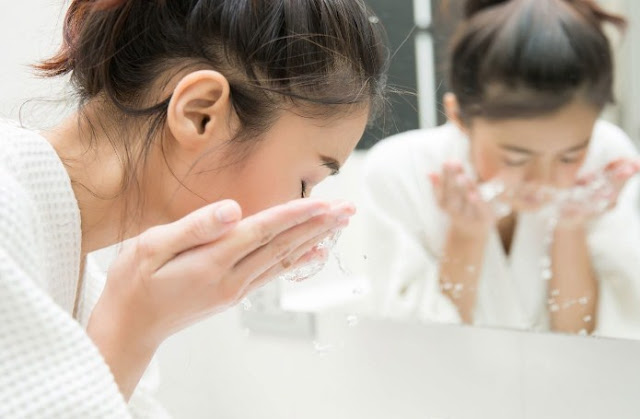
[0,0,387,416]
[362,0,640,338]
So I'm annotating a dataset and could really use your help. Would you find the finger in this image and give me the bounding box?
[239,225,341,295]
[207,198,346,268]
[151,202,348,304]
[428,172,443,205]
[230,209,350,289]
[450,173,469,214]
[136,199,243,270]
[442,163,461,209]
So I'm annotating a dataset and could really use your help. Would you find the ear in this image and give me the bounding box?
[166,70,233,153]
[443,92,468,134]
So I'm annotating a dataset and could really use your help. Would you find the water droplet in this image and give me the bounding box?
[313,341,334,357]
[539,256,552,268]
[346,315,359,327]
[578,329,589,336]
[542,268,553,281]
[454,283,464,292]
[583,315,592,323]
[547,298,556,305]
[241,298,252,311]
[352,287,365,296]
[368,15,380,24]
[363,254,368,260]
[550,304,560,312]
[579,297,589,305]
[465,265,477,273]
[550,289,560,297]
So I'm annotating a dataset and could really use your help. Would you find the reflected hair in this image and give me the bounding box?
[449,0,626,121]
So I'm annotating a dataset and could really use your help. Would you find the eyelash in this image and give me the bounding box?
[301,180,308,198]
[559,156,580,164]
[503,159,529,167]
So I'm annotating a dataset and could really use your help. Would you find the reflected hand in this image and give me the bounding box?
[429,161,496,237]
[557,158,640,229]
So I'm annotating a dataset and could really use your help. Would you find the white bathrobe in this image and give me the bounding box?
[0,120,170,418]
[361,121,640,339]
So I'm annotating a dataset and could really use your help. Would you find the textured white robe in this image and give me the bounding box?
[0,120,170,418]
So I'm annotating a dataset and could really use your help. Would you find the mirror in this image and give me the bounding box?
[269,0,640,342]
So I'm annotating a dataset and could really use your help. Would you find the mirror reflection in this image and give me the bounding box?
[282,0,640,342]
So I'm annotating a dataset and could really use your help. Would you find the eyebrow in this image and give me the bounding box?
[319,155,341,175]
[498,139,590,155]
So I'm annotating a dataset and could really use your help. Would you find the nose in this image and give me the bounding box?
[524,160,554,186]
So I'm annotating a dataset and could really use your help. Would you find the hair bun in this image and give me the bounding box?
[464,0,511,18]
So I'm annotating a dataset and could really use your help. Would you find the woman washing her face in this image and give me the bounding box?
[363,0,640,337]
[0,0,387,416]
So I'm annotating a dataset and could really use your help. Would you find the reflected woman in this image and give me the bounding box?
[363,0,640,338]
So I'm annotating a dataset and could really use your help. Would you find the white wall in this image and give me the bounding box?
[0,0,70,126]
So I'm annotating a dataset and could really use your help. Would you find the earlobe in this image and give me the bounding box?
[166,70,232,152]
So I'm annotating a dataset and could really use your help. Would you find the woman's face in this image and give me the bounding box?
[464,99,600,211]
[163,107,369,219]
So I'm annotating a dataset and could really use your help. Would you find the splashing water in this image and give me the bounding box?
[277,227,355,283]
[346,314,360,327]
[241,298,253,311]
[312,341,335,357]
[278,231,343,283]
[478,179,512,219]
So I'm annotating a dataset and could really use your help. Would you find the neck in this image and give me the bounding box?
[42,108,170,257]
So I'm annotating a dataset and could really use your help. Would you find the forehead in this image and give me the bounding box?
[266,106,369,147]
[470,100,599,153]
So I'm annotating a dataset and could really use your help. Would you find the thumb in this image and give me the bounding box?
[137,199,242,269]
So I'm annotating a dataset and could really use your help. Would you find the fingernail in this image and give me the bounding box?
[216,201,241,223]
[337,212,353,223]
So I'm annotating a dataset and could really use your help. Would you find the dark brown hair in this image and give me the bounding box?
[38,0,388,190]
[448,0,626,121]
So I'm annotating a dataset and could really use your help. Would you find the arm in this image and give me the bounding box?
[440,227,489,324]
[86,199,353,400]
[550,157,640,335]
[430,162,496,324]
[549,225,598,334]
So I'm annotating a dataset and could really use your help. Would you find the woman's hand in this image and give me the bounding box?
[429,161,496,237]
[87,198,353,398]
[556,158,640,230]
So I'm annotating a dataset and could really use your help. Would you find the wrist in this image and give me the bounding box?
[554,220,588,234]
[87,298,160,399]
[87,296,161,370]
[449,221,491,240]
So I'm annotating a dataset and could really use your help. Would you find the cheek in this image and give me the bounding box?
[229,172,296,216]
[471,146,504,182]
[554,163,582,188]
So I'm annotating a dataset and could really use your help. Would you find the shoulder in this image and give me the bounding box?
[364,124,467,178]
[589,120,638,161]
